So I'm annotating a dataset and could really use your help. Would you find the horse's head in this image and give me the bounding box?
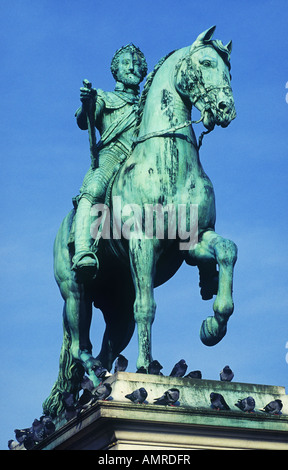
[175,26,236,131]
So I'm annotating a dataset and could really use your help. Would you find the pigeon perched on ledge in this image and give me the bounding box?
[235,396,255,413]
[8,439,22,450]
[210,392,230,410]
[169,359,187,377]
[220,365,234,382]
[92,382,112,401]
[154,388,180,406]
[148,360,163,375]
[185,370,202,379]
[92,365,112,380]
[259,399,283,415]
[81,375,95,391]
[114,354,128,372]
[125,387,148,404]
[62,391,77,421]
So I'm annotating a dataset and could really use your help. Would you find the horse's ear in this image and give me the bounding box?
[196,25,216,43]
[225,40,232,54]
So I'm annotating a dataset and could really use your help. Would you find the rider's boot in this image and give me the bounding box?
[72,197,99,280]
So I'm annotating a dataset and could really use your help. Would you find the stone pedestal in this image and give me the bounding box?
[37,372,288,450]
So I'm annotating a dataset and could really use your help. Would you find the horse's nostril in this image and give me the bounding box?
[218,101,227,111]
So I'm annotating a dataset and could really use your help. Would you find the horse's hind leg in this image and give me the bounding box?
[54,212,102,384]
[95,303,135,371]
[129,238,157,370]
[186,230,237,346]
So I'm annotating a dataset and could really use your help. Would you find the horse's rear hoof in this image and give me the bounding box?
[200,316,227,346]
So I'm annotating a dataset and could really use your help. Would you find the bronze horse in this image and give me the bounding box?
[43,26,237,417]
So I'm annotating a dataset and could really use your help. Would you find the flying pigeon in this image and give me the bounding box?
[148,360,163,375]
[114,354,128,372]
[125,387,148,404]
[220,365,234,382]
[169,359,188,377]
[136,366,147,374]
[154,388,180,406]
[210,392,230,410]
[185,370,202,379]
[235,396,255,413]
[92,382,112,401]
[259,399,283,415]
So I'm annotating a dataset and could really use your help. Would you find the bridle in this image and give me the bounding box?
[133,46,233,151]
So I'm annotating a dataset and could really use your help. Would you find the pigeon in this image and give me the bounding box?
[23,433,36,450]
[185,370,202,379]
[220,365,234,382]
[148,360,163,375]
[93,365,112,380]
[235,396,255,413]
[62,391,77,421]
[259,399,283,415]
[8,439,21,450]
[169,359,188,377]
[136,366,147,374]
[81,375,95,391]
[14,427,31,444]
[114,354,128,372]
[210,392,230,410]
[92,382,112,401]
[31,418,45,442]
[76,389,95,415]
[154,388,180,406]
[125,387,148,404]
[41,415,55,436]
[14,426,37,449]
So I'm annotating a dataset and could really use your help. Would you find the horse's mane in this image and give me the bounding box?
[133,50,177,139]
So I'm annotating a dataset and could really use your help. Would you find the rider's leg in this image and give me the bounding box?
[72,148,125,276]
[72,196,99,273]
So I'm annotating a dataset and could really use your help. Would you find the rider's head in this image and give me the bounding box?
[111,44,148,89]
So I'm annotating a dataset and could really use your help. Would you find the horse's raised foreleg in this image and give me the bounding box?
[186,230,237,346]
[129,238,158,370]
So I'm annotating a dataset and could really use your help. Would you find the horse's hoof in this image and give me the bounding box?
[79,350,99,371]
[200,316,227,346]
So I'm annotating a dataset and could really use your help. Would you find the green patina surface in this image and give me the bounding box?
[43,28,240,419]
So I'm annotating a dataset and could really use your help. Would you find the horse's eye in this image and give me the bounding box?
[202,60,211,67]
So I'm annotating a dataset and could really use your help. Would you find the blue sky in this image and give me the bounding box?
[1,0,288,449]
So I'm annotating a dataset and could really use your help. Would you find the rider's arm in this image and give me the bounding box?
[75,88,105,130]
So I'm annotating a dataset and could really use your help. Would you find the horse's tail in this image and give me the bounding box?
[42,311,84,417]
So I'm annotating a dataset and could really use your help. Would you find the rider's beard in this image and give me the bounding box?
[120,72,142,89]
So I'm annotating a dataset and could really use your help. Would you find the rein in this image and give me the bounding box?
[132,117,203,150]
